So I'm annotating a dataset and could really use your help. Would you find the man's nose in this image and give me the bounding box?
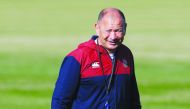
[109,31,117,39]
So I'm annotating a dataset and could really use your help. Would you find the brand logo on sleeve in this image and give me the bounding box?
[122,59,128,68]
[91,62,100,68]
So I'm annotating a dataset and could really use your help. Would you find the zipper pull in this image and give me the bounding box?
[105,101,110,109]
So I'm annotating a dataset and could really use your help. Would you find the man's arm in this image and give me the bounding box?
[51,56,80,109]
[131,71,141,109]
[130,54,141,109]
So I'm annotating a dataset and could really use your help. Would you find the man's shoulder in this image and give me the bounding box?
[117,44,134,61]
[66,39,96,62]
[62,47,83,64]
[120,44,133,54]
[69,41,95,54]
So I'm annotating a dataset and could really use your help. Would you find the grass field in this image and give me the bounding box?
[0,0,190,109]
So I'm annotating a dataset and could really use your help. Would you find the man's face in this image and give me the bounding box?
[95,14,126,53]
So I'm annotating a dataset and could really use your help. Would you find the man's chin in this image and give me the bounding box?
[106,45,119,52]
[109,43,120,48]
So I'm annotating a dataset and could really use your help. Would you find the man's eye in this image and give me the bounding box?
[105,30,112,33]
[116,29,123,32]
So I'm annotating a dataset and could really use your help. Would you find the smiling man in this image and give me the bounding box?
[52,8,141,109]
[95,8,126,53]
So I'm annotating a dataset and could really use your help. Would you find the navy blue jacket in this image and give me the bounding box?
[52,36,141,109]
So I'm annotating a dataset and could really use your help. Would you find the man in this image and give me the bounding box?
[52,8,141,109]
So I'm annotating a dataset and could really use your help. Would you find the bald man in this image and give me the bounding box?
[52,8,141,109]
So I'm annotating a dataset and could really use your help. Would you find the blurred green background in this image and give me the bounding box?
[0,0,190,109]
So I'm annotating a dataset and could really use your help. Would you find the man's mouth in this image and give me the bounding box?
[108,40,117,45]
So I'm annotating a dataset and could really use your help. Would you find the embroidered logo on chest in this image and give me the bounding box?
[91,62,100,68]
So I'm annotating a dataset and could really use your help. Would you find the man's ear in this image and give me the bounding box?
[95,23,98,29]
[95,23,100,36]
[123,23,127,35]
[125,22,127,28]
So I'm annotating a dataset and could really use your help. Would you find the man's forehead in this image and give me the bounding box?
[100,14,124,25]
[100,15,123,25]
[103,11,122,19]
